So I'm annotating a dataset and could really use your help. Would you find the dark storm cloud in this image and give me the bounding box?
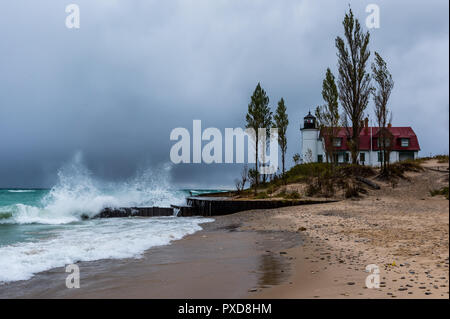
[0,0,448,188]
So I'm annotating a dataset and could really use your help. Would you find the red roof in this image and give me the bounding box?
[321,127,420,151]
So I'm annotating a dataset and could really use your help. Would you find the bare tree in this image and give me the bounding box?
[305,149,313,163]
[293,153,300,165]
[336,8,372,164]
[248,168,259,195]
[235,165,249,193]
[372,52,394,176]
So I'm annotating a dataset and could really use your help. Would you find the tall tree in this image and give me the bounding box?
[246,83,272,188]
[260,93,273,184]
[315,68,340,164]
[335,8,372,164]
[372,52,394,176]
[274,98,289,180]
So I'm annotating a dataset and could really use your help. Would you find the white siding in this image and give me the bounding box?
[301,129,319,163]
[300,133,418,166]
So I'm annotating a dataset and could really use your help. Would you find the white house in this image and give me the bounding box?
[300,112,420,165]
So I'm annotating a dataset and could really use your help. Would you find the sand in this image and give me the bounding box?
[239,159,449,298]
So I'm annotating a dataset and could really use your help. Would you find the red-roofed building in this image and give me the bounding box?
[300,112,420,165]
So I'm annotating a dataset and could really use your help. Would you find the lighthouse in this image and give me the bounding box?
[300,111,321,163]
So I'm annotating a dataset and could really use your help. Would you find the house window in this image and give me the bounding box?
[378,152,384,162]
[317,155,323,163]
[333,138,342,147]
[333,153,339,163]
[360,153,365,163]
[344,153,349,163]
[401,138,410,147]
[377,138,391,147]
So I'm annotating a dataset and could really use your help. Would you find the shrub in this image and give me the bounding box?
[430,187,449,200]
[412,155,448,164]
[266,185,276,195]
[284,191,301,200]
[344,183,360,198]
[388,160,423,179]
[305,182,321,197]
[255,191,268,199]
[435,155,449,163]
[337,164,376,178]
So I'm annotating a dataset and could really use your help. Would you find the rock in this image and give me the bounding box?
[347,282,355,285]
[298,227,307,232]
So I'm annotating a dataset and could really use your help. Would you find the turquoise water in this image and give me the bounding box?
[0,189,51,245]
[0,189,47,219]
[0,156,227,283]
[0,188,223,246]
[0,187,221,283]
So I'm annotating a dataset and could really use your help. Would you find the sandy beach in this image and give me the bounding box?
[1,160,448,299]
[244,159,450,298]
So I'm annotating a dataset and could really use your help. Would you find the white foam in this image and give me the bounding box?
[1,153,186,225]
[0,216,213,283]
[7,190,36,193]
[0,204,78,225]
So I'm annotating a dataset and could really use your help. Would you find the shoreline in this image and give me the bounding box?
[1,161,448,299]
[0,220,300,299]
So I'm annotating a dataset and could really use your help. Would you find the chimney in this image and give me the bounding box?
[388,123,392,128]
[364,117,369,134]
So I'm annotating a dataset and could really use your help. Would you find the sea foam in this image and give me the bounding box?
[0,153,186,225]
[0,216,213,283]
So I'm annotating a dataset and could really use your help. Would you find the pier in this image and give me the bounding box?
[172,197,337,216]
[95,207,174,218]
[95,196,337,218]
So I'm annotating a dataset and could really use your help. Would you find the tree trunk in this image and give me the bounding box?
[255,132,259,193]
[351,127,359,165]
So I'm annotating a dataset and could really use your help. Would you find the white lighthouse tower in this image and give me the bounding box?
[300,111,320,163]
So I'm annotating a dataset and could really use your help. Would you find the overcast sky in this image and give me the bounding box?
[0,0,448,188]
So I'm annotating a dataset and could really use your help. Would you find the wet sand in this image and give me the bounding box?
[0,222,300,299]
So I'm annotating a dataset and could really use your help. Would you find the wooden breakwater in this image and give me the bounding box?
[171,196,338,217]
[95,207,174,218]
[95,197,338,218]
